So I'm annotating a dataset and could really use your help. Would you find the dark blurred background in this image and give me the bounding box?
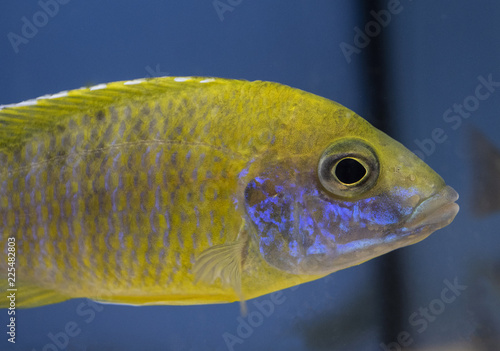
[1,1,499,350]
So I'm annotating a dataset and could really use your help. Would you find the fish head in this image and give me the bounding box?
[244,119,459,276]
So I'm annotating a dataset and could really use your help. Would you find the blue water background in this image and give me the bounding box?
[0,1,499,350]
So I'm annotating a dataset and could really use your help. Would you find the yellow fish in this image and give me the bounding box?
[0,77,459,309]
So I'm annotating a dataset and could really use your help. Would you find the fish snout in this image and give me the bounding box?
[405,185,459,230]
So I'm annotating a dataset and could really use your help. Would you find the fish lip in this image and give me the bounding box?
[405,185,460,230]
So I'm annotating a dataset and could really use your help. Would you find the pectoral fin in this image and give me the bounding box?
[193,222,248,314]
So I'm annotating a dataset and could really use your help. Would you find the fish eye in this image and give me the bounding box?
[318,139,379,198]
[334,158,367,185]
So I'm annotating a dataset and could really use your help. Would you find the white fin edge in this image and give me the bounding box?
[89,83,107,91]
[0,91,69,111]
[0,77,218,111]
[123,79,146,85]
[174,77,193,82]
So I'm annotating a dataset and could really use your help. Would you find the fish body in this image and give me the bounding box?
[0,77,459,308]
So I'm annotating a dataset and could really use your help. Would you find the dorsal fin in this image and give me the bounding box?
[0,76,241,149]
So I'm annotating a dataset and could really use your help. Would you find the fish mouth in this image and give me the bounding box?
[405,185,460,231]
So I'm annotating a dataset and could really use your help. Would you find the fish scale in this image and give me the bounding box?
[0,79,259,304]
[0,78,322,303]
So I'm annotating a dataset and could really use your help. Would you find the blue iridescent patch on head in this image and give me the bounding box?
[243,165,423,275]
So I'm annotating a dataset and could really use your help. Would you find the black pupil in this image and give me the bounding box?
[335,158,366,184]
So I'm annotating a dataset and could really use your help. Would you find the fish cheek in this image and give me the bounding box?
[243,177,305,274]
